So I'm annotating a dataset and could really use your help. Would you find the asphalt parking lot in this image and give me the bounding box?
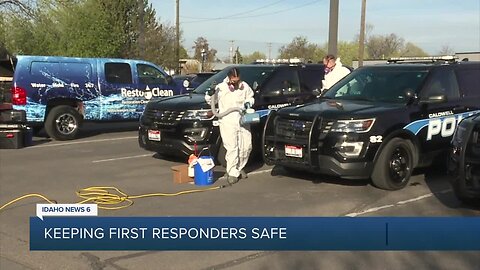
[1,123,479,270]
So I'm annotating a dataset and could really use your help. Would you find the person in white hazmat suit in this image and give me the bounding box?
[205,68,255,184]
[321,54,351,93]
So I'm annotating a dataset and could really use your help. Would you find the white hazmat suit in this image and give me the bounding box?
[205,77,255,180]
[321,57,351,92]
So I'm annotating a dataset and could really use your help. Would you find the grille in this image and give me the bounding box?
[275,117,333,141]
[276,118,313,141]
[144,109,184,122]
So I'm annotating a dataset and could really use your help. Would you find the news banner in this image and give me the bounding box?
[31,204,480,250]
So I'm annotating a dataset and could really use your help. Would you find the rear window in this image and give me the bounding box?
[31,61,59,77]
[105,63,133,84]
[456,68,480,98]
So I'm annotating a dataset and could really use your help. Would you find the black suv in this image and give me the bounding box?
[263,57,480,190]
[449,114,480,204]
[139,63,324,163]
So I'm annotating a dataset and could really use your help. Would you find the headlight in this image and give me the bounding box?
[330,118,375,133]
[182,109,215,120]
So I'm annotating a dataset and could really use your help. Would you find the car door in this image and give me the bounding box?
[136,63,177,99]
[415,66,467,152]
[256,67,302,111]
[101,61,136,120]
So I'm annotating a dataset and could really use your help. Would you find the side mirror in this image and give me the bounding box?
[252,81,259,91]
[403,88,416,104]
[166,75,173,85]
[312,88,321,96]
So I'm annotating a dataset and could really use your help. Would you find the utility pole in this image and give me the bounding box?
[358,0,367,67]
[175,0,180,74]
[229,40,234,63]
[328,0,339,56]
[267,43,272,59]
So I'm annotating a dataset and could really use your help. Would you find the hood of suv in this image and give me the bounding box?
[277,98,404,119]
[146,93,209,111]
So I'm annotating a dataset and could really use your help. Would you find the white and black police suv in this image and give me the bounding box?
[263,56,480,190]
[449,114,480,205]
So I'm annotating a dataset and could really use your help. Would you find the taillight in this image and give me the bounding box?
[11,86,27,105]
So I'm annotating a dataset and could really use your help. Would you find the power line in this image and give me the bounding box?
[182,0,322,24]
[181,0,286,20]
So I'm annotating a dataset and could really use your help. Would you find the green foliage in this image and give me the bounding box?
[279,36,322,62]
[233,47,243,64]
[337,41,359,66]
[0,0,186,70]
[243,51,266,64]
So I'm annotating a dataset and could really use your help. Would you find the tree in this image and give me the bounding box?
[366,33,404,59]
[192,37,217,71]
[243,51,266,64]
[439,45,455,55]
[337,41,359,66]
[0,0,187,70]
[233,47,243,64]
[279,36,321,62]
[400,42,428,57]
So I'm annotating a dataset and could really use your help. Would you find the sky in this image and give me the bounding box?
[151,0,480,60]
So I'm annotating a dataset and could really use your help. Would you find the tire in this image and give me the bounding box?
[44,105,82,140]
[371,138,415,190]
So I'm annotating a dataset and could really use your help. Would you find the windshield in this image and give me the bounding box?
[193,66,275,94]
[323,68,428,103]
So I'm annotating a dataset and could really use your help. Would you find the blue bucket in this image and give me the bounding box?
[194,156,214,186]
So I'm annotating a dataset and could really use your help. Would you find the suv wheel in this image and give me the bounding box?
[372,138,415,190]
[45,105,82,140]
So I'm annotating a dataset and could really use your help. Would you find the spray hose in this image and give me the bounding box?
[208,88,244,119]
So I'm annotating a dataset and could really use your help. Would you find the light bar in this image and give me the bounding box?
[255,58,304,64]
[388,55,457,62]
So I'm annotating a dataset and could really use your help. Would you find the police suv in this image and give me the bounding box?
[449,114,480,204]
[263,56,480,190]
[139,60,324,164]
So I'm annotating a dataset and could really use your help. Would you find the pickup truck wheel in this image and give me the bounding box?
[371,138,415,190]
[45,105,82,140]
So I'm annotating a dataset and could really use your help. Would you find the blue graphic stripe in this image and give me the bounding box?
[403,110,480,135]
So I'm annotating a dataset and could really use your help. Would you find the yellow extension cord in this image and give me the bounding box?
[0,185,224,212]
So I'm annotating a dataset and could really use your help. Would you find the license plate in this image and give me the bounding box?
[285,145,303,158]
[148,130,161,141]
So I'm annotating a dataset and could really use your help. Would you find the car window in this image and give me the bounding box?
[137,64,168,85]
[105,63,132,84]
[263,68,300,96]
[299,68,323,92]
[456,68,480,98]
[193,66,274,94]
[31,61,60,77]
[323,68,428,103]
[420,68,460,100]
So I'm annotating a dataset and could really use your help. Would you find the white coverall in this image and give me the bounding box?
[321,58,351,92]
[206,78,255,178]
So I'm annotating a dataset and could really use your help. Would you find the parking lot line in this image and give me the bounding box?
[31,136,138,148]
[92,154,152,163]
[344,189,453,217]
